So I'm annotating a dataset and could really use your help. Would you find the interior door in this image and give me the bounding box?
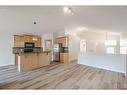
[45,40,52,51]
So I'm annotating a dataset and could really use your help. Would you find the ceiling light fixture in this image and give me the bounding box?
[77,27,88,31]
[63,6,74,15]
[63,7,69,13]
[71,11,74,15]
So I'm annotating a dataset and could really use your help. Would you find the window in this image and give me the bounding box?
[120,47,127,54]
[80,39,86,52]
[120,40,127,54]
[105,40,116,54]
[106,47,115,54]
[105,40,117,46]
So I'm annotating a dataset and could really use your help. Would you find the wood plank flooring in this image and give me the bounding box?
[0,62,127,89]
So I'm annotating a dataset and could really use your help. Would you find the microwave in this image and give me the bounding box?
[25,42,35,48]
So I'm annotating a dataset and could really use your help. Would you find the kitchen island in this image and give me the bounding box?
[13,47,50,72]
[17,51,50,72]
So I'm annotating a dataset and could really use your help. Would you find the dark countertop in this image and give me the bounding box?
[15,51,50,55]
[13,47,48,54]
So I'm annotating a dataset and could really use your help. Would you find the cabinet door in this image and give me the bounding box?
[38,53,50,67]
[60,53,67,63]
[14,36,24,47]
[20,36,25,47]
[60,53,64,63]
[23,35,33,42]
[34,37,41,47]
[14,35,41,47]
[14,36,20,47]
[56,37,67,47]
[21,53,38,71]
[37,38,41,47]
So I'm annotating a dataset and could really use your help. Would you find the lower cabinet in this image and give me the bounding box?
[38,53,50,67]
[60,53,68,63]
[18,52,50,72]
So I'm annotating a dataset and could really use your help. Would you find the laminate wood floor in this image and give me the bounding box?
[0,62,127,89]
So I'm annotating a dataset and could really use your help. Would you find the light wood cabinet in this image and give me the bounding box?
[60,53,68,63]
[33,37,41,47]
[14,35,24,47]
[56,37,67,47]
[14,35,41,47]
[18,52,50,72]
[38,53,50,67]
[23,35,33,42]
[20,53,38,71]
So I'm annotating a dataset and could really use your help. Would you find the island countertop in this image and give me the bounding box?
[13,47,50,54]
[15,51,50,54]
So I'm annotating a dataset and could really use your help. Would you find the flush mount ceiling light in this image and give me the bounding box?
[63,6,74,15]
[77,27,88,31]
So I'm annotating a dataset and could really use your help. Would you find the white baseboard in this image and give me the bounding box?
[0,63,14,67]
[69,59,77,63]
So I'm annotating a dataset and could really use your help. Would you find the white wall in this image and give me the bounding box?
[68,34,80,62]
[0,32,13,66]
[78,31,120,54]
[78,52,126,74]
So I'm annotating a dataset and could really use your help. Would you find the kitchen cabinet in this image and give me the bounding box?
[33,37,41,47]
[23,35,33,42]
[14,35,24,47]
[18,52,50,72]
[20,53,38,70]
[14,35,41,47]
[56,37,68,47]
[38,52,50,67]
[60,53,68,63]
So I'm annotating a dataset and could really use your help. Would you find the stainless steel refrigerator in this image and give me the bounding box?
[53,43,62,62]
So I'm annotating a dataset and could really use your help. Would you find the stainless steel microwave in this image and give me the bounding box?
[25,42,35,48]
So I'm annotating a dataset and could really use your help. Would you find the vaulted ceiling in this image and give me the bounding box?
[0,6,127,35]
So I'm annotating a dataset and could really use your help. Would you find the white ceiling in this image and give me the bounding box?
[0,6,127,35]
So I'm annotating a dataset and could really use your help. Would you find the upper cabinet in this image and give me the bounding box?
[14,35,24,47]
[35,38,41,47]
[56,37,68,47]
[14,35,41,47]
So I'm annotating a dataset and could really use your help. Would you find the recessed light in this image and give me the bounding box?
[63,7,69,13]
[63,6,74,15]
